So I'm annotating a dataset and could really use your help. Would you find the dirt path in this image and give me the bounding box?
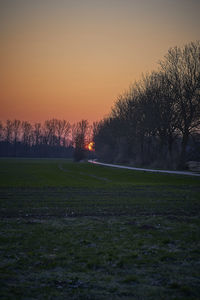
[88,160,200,177]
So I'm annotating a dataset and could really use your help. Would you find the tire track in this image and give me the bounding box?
[58,163,112,183]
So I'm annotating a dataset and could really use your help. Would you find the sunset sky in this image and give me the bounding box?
[1,0,200,124]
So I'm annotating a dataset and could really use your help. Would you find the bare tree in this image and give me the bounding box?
[33,123,42,146]
[4,120,13,143]
[159,41,200,167]
[139,72,178,163]
[55,120,71,146]
[12,120,21,143]
[43,119,57,146]
[0,118,73,158]
[12,120,21,156]
[0,121,3,141]
[73,120,89,161]
[21,121,33,146]
[94,41,200,168]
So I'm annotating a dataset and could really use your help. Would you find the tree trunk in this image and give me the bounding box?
[179,131,189,169]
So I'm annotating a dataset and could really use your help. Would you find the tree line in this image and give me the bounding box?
[0,119,95,159]
[93,41,200,169]
[1,41,199,168]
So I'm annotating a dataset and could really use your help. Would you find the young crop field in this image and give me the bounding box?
[0,158,200,300]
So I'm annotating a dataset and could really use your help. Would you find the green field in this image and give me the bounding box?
[0,158,200,299]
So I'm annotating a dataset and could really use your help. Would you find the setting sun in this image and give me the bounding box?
[87,141,95,152]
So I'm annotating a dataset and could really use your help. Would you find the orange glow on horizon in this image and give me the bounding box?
[1,1,199,123]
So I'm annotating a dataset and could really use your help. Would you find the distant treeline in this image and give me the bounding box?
[0,119,95,159]
[1,41,200,168]
[93,41,200,169]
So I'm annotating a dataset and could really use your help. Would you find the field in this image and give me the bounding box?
[0,158,200,300]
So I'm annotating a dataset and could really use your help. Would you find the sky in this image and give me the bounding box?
[0,0,200,124]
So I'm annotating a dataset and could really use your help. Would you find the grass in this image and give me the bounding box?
[0,158,200,299]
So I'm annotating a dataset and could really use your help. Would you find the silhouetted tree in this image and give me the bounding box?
[21,121,32,146]
[0,121,3,141]
[33,123,42,146]
[0,119,74,158]
[4,120,13,143]
[73,120,89,161]
[159,41,200,167]
[55,119,71,146]
[94,41,200,169]
[12,120,21,156]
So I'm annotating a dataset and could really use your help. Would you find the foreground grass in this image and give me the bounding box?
[0,158,200,299]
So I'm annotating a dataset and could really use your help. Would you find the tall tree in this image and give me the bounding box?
[159,41,200,167]
[12,120,21,156]
[73,120,89,161]
[12,120,21,144]
[43,119,57,146]
[4,120,13,143]
[55,120,71,146]
[33,123,42,146]
[0,121,3,141]
[21,121,32,146]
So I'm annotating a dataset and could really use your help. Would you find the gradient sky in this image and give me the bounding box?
[1,0,200,123]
